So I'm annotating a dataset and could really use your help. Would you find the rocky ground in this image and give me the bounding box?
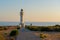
[17,28,41,40]
[17,28,60,40]
[34,32,60,40]
[0,26,60,40]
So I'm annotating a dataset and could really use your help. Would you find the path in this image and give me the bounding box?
[17,28,40,40]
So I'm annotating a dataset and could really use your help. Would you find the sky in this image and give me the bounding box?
[0,0,60,22]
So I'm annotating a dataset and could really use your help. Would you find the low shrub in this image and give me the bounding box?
[4,27,8,30]
[17,26,20,29]
[40,33,47,39]
[10,30,18,37]
[25,25,60,32]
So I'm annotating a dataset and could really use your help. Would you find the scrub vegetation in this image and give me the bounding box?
[25,24,60,32]
[0,26,19,40]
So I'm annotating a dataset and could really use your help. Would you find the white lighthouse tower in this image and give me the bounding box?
[20,9,24,28]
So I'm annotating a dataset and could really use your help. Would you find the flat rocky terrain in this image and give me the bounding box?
[17,28,60,40]
[17,28,41,40]
[0,26,60,40]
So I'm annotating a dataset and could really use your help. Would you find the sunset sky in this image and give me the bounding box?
[0,0,60,22]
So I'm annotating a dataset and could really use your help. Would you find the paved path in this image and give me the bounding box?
[17,28,40,40]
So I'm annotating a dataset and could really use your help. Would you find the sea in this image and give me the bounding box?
[0,22,60,26]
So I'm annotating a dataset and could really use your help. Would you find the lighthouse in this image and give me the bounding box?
[20,9,24,28]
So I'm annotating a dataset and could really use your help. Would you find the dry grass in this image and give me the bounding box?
[0,26,18,40]
[0,33,5,40]
[34,32,60,40]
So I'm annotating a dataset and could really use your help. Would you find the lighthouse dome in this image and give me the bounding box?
[21,9,23,11]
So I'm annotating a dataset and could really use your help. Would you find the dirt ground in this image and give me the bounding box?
[34,32,60,40]
[0,26,17,40]
[0,26,60,40]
